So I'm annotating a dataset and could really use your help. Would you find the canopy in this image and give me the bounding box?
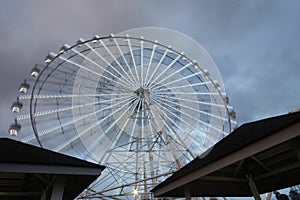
[152,112,300,199]
[0,138,105,200]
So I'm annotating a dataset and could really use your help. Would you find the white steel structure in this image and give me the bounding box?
[10,28,236,199]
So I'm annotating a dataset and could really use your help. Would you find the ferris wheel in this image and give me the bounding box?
[9,28,236,199]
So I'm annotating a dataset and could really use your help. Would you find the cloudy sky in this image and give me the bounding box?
[0,1,299,138]
[0,0,299,199]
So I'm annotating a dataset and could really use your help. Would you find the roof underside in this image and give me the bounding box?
[0,138,105,200]
[152,112,300,197]
[159,135,300,197]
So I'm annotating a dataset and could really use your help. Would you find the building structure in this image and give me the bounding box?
[0,138,105,200]
[152,112,300,200]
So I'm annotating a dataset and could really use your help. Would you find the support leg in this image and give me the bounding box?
[246,174,261,200]
[184,185,191,200]
[51,175,65,200]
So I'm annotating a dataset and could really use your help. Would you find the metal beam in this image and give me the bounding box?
[184,185,191,200]
[33,174,51,185]
[250,156,270,172]
[0,191,41,196]
[0,163,102,175]
[255,162,300,181]
[233,159,244,177]
[199,175,247,183]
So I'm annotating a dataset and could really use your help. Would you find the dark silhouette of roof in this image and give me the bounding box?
[152,112,300,197]
[0,138,105,200]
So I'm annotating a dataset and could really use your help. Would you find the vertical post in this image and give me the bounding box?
[184,185,191,200]
[246,174,261,200]
[265,192,272,200]
[51,175,66,200]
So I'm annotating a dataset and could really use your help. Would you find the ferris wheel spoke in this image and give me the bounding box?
[153,90,224,96]
[153,95,226,136]
[140,38,144,87]
[111,101,140,147]
[69,47,135,89]
[145,48,169,87]
[55,96,136,152]
[18,94,133,121]
[22,95,135,143]
[99,39,139,88]
[111,38,140,87]
[151,98,217,147]
[150,62,193,88]
[83,41,137,89]
[153,94,229,123]
[154,93,231,109]
[147,54,181,89]
[81,99,140,160]
[150,70,205,91]
[143,43,157,87]
[125,37,141,86]
[152,96,227,139]
[148,102,206,152]
[54,53,134,91]
[19,92,133,100]
[153,81,212,93]
[154,97,228,140]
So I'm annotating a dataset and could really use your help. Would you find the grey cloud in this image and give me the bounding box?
[0,0,300,136]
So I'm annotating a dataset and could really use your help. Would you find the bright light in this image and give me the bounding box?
[133,189,139,196]
[9,129,18,136]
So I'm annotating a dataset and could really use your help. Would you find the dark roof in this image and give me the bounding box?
[152,112,300,197]
[0,138,105,200]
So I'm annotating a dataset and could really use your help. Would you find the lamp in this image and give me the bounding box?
[133,189,139,196]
